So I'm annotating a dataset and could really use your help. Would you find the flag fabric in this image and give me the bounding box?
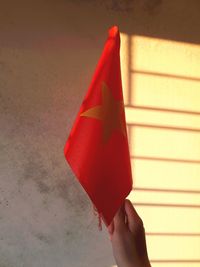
[64,26,132,226]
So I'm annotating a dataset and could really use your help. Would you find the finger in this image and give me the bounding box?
[124,199,143,233]
[107,220,114,236]
[113,201,126,231]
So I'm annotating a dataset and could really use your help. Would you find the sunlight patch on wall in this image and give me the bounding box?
[120,33,200,266]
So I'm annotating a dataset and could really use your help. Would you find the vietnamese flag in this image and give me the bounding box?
[64,26,132,226]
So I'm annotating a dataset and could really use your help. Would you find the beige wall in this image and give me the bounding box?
[1,1,200,266]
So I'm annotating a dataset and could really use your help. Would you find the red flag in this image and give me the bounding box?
[64,26,132,226]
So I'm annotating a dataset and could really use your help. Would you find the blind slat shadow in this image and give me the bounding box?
[131,156,200,165]
[133,202,200,209]
[131,69,200,82]
[150,259,200,263]
[134,187,200,194]
[127,123,200,133]
[146,232,200,236]
[126,104,200,116]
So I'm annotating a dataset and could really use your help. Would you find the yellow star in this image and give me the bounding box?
[80,82,126,143]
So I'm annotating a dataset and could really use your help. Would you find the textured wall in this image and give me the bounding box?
[1,1,200,266]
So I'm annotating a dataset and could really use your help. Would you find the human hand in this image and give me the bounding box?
[107,199,151,267]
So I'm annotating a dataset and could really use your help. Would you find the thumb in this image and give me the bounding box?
[124,199,143,233]
[107,220,114,236]
[113,202,126,231]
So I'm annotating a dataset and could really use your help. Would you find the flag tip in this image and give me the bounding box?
[108,26,119,38]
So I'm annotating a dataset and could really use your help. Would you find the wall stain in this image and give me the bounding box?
[17,151,53,205]
[37,180,51,194]
[55,178,70,201]
[19,149,90,215]
[23,157,48,182]
[104,0,135,12]
[34,232,52,244]
[55,174,90,213]
[142,0,162,14]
